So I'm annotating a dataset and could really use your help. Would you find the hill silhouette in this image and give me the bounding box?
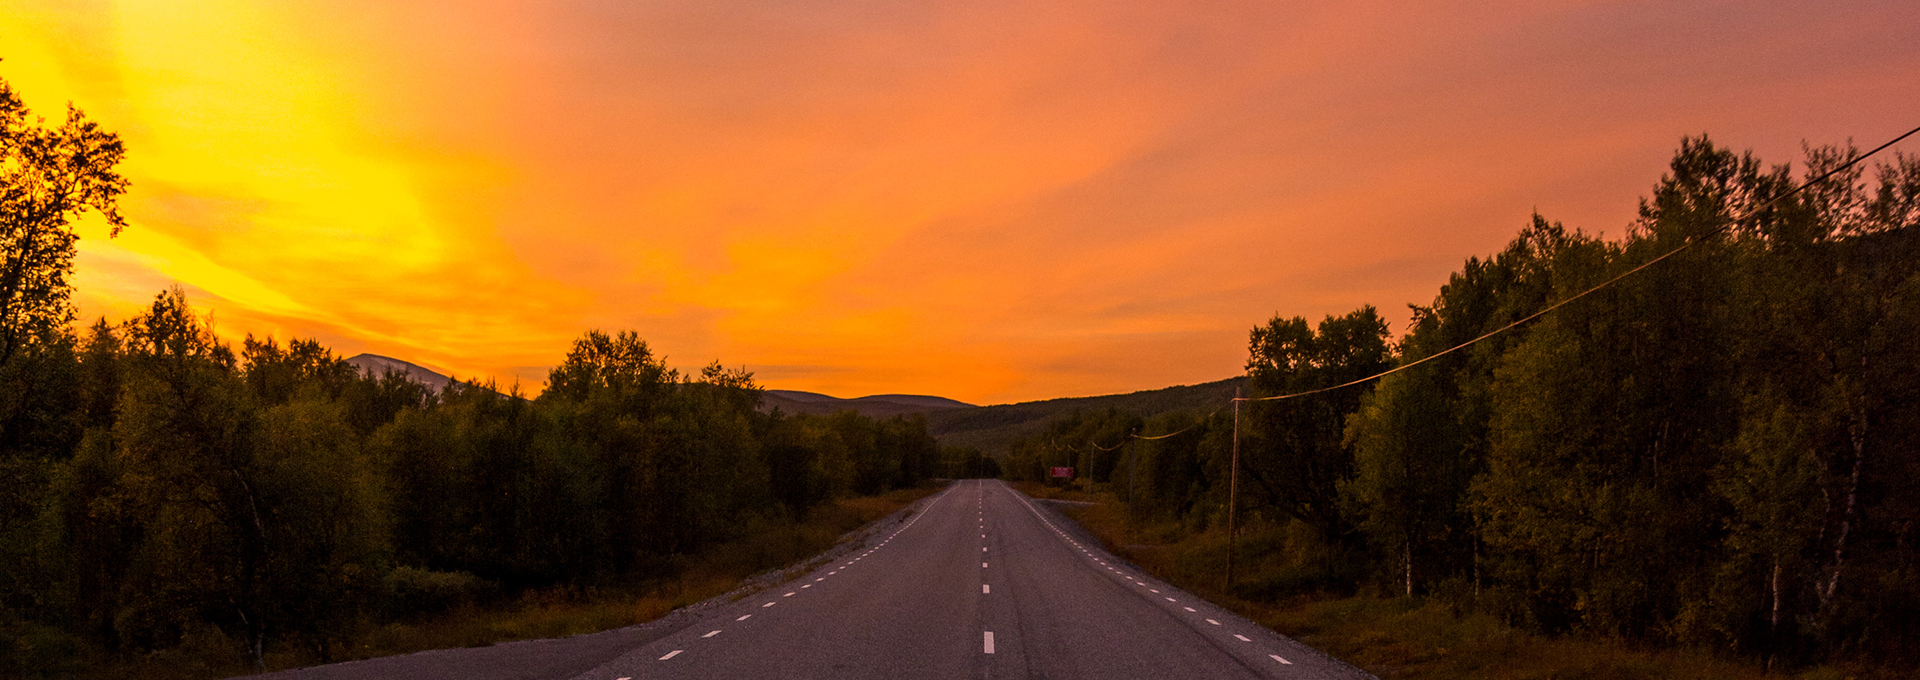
[925,376,1246,455]
[345,354,457,392]
[761,390,975,418]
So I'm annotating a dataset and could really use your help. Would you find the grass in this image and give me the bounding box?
[1014,483,1900,680]
[81,486,940,680]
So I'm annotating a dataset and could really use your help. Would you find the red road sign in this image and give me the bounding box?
[1050,467,1074,478]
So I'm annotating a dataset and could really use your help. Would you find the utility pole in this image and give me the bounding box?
[1086,440,1094,492]
[1227,387,1241,590]
[1127,434,1138,521]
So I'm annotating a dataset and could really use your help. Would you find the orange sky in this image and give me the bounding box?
[5,0,1916,404]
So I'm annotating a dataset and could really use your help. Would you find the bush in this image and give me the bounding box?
[382,568,495,620]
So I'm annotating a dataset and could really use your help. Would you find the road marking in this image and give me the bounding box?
[1207,619,1221,625]
[1234,634,1252,642]
[1166,597,1177,602]
[737,614,751,621]
[1150,589,1160,593]
[984,631,996,654]
[983,562,989,568]
[1270,654,1293,664]
[1184,607,1196,612]
[983,547,988,552]
[702,630,721,638]
[801,584,811,588]
[659,650,683,660]
[763,602,776,607]
[784,592,795,597]
[816,577,824,581]
[983,584,990,594]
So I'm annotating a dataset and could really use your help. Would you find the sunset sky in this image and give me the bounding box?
[4,0,1915,404]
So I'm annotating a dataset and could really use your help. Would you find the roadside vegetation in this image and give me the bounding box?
[1005,139,1920,676]
[1025,483,1892,679]
[87,487,936,680]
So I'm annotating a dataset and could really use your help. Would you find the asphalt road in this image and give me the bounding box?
[253,480,1371,680]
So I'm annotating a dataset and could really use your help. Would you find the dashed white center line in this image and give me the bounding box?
[659,649,683,660]
[736,614,751,621]
[762,602,776,608]
[1234,634,1252,642]
[984,631,996,654]
[1207,619,1221,625]
[801,584,811,588]
[1270,654,1293,664]
[983,584,990,593]
[983,547,988,552]
[983,562,989,568]
[1165,597,1177,602]
[702,630,721,638]
[1184,607,1196,612]
[784,592,795,597]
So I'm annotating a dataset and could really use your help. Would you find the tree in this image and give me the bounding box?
[0,75,126,670]
[1344,217,1592,598]
[1241,306,1391,540]
[113,288,266,665]
[0,74,126,368]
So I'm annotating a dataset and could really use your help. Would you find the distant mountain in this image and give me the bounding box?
[925,376,1247,455]
[761,390,975,418]
[342,352,1238,452]
[766,390,842,404]
[345,354,456,393]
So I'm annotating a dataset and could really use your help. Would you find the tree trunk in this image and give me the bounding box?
[1404,538,1414,597]
[1818,401,1866,622]
[1767,558,1781,672]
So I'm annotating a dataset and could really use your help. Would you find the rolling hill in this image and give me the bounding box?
[924,376,1247,455]
[344,354,457,392]
[761,390,975,418]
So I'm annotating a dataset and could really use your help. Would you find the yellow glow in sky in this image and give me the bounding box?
[7,0,1917,403]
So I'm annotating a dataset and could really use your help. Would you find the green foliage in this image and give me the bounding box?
[1001,408,1143,487]
[1012,138,1920,671]
[1241,306,1392,539]
[381,567,495,620]
[6,307,946,673]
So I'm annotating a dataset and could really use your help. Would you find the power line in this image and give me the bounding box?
[1231,124,1920,405]
[1059,125,1919,445]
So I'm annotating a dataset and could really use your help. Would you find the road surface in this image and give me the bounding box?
[254,480,1371,680]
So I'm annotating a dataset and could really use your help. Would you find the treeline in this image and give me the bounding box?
[1005,138,1920,668]
[0,293,942,673]
[0,69,946,675]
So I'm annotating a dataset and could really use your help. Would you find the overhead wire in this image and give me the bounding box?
[1228,124,1920,405]
[1074,124,1920,443]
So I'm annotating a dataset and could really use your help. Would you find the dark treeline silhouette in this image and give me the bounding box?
[0,76,941,674]
[6,294,941,673]
[1006,138,1920,669]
